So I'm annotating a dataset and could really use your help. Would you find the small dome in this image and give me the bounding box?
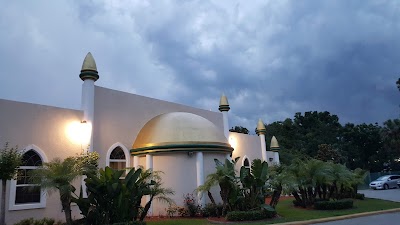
[80,52,99,81]
[81,52,97,71]
[256,119,266,135]
[219,94,230,112]
[131,112,233,155]
[270,136,280,151]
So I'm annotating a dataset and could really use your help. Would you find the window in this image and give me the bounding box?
[15,150,42,204]
[9,145,47,210]
[242,156,250,168]
[106,143,130,176]
[109,146,126,171]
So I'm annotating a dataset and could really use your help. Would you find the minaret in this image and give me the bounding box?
[255,119,267,162]
[219,94,230,159]
[270,136,280,165]
[80,52,99,152]
[219,94,230,139]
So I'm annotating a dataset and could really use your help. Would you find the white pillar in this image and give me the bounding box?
[259,134,267,162]
[196,152,206,207]
[81,79,95,152]
[146,154,153,216]
[133,156,139,169]
[222,111,229,139]
[274,152,280,165]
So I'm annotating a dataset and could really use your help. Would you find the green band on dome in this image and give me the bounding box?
[131,143,233,156]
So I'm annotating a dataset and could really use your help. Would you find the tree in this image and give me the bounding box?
[341,123,384,171]
[0,143,22,225]
[197,157,239,216]
[316,144,343,164]
[381,119,400,170]
[31,157,81,225]
[31,152,99,225]
[396,78,400,91]
[229,126,249,134]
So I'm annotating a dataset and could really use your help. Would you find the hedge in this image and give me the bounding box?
[314,199,354,210]
[226,209,276,221]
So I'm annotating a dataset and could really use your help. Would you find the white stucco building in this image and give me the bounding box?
[0,53,280,224]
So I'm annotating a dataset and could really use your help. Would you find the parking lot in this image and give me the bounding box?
[359,188,400,202]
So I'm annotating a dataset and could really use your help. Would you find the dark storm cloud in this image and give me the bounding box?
[0,0,399,131]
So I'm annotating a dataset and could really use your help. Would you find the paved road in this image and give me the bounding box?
[312,212,400,225]
[359,188,400,202]
[311,188,400,225]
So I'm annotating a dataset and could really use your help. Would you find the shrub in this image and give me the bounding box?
[314,199,354,210]
[226,209,276,221]
[355,193,365,200]
[201,203,223,217]
[183,193,200,217]
[14,218,57,225]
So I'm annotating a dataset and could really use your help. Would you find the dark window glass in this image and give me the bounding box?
[110,147,125,159]
[244,158,250,167]
[22,150,42,166]
[15,150,42,204]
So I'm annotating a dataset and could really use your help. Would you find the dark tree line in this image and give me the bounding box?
[261,111,400,172]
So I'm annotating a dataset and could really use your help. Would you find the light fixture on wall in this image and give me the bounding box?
[66,120,92,147]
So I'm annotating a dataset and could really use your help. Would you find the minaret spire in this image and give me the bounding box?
[256,119,268,162]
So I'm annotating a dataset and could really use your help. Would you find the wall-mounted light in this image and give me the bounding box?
[229,136,237,150]
[66,120,92,146]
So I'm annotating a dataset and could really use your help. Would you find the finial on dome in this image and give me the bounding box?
[255,119,266,135]
[270,136,280,152]
[219,94,230,112]
[79,52,99,81]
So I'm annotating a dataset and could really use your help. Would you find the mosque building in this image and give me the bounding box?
[0,53,280,223]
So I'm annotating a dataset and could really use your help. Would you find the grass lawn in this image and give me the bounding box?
[146,198,400,225]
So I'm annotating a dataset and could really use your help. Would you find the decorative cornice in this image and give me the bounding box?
[131,143,233,156]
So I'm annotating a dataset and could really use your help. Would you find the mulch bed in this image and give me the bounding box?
[145,196,294,224]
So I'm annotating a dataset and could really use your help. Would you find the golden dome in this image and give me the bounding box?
[270,136,280,152]
[81,52,97,71]
[255,119,266,135]
[131,112,233,155]
[79,52,99,81]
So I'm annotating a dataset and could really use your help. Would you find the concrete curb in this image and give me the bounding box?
[273,208,400,225]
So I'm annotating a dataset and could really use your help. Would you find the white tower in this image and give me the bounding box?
[255,119,268,162]
[79,52,99,153]
[270,136,281,165]
[219,94,230,159]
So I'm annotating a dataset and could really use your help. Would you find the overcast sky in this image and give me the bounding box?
[0,0,399,131]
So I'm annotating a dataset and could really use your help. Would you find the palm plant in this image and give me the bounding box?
[31,157,81,225]
[197,157,239,216]
[239,159,269,210]
[287,159,331,207]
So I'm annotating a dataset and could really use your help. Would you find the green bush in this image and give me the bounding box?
[314,199,354,210]
[226,209,276,221]
[355,193,365,200]
[14,218,57,225]
[201,203,223,217]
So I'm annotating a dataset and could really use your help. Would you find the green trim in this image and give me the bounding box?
[270,147,280,152]
[80,70,99,81]
[219,105,230,112]
[256,129,266,135]
[131,143,233,156]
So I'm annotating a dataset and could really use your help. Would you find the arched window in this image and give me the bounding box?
[106,143,130,177]
[242,156,250,169]
[109,146,126,171]
[9,145,47,210]
[15,150,42,204]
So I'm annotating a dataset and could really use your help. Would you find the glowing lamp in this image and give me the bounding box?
[66,120,92,146]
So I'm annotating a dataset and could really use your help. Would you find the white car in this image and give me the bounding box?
[369,175,400,190]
